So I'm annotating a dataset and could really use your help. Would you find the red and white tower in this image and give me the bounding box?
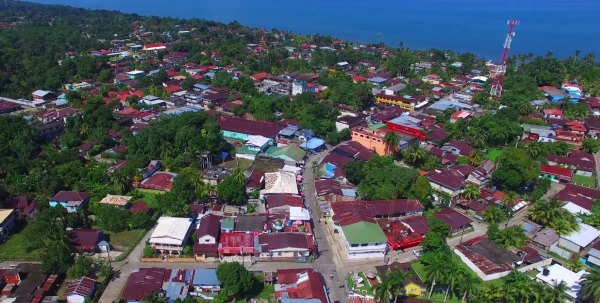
[490,20,519,97]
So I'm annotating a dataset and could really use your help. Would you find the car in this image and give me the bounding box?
[413,250,423,258]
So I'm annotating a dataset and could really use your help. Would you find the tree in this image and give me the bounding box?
[142,293,167,303]
[373,272,393,303]
[95,260,114,284]
[443,264,463,302]
[67,257,94,280]
[95,205,130,232]
[462,184,480,200]
[217,176,246,205]
[580,268,600,303]
[128,212,151,229]
[155,191,189,216]
[467,150,484,166]
[422,252,450,298]
[231,167,247,186]
[41,241,73,275]
[582,138,600,154]
[344,160,365,185]
[383,132,401,156]
[547,280,570,303]
[492,148,539,191]
[404,146,428,167]
[387,269,412,303]
[458,272,480,303]
[494,225,527,248]
[482,206,507,225]
[216,262,259,299]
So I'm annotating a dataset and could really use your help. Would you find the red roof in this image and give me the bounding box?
[543,109,564,116]
[66,277,96,298]
[455,236,518,275]
[265,194,304,209]
[432,208,473,230]
[540,163,573,181]
[164,86,182,94]
[166,70,178,77]
[196,214,220,239]
[217,116,282,138]
[143,43,166,50]
[139,172,177,191]
[352,75,368,82]
[129,201,151,214]
[68,229,102,251]
[122,268,167,301]
[251,72,270,81]
[51,191,90,202]
[275,269,328,303]
[218,232,255,254]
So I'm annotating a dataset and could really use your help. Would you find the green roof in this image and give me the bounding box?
[265,145,306,162]
[236,145,260,155]
[221,219,235,230]
[341,221,387,244]
[368,123,387,130]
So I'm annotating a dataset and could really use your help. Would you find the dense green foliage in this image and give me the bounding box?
[492,148,540,191]
[356,155,421,200]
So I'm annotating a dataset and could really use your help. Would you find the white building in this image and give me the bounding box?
[332,220,387,260]
[149,216,194,255]
[536,264,586,301]
[292,81,307,96]
[558,223,600,253]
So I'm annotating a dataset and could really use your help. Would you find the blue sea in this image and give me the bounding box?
[30,0,600,59]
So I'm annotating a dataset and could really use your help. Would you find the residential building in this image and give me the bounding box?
[122,268,167,303]
[66,277,96,303]
[585,241,600,268]
[49,191,90,213]
[32,90,57,101]
[375,93,415,110]
[69,229,105,253]
[335,114,366,132]
[330,202,388,259]
[547,150,595,177]
[442,140,475,157]
[292,80,307,96]
[194,214,220,259]
[274,268,328,303]
[558,223,600,253]
[531,229,560,250]
[149,217,194,255]
[375,262,426,297]
[314,179,356,202]
[264,145,306,166]
[218,116,282,141]
[540,163,573,182]
[0,209,16,239]
[99,194,132,208]
[257,233,314,261]
[139,172,178,191]
[191,269,221,294]
[428,166,475,197]
[218,231,256,258]
[433,208,473,233]
[536,264,586,301]
[261,171,299,195]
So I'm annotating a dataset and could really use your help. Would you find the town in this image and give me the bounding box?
[0,2,599,303]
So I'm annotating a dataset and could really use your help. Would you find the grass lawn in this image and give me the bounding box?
[104,229,147,261]
[222,158,253,170]
[0,229,42,261]
[135,188,163,208]
[572,174,596,188]
[485,148,504,162]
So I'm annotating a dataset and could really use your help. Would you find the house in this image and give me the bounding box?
[539,86,568,102]
[264,145,306,166]
[427,168,472,197]
[314,179,356,202]
[333,141,375,161]
[546,150,595,177]
[237,135,272,160]
[466,160,497,187]
[191,268,221,294]
[0,101,21,114]
[122,268,167,303]
[143,43,167,51]
[300,137,326,153]
[99,194,132,208]
[375,262,426,297]
[450,111,471,123]
[32,90,57,101]
[236,215,265,233]
[558,223,600,253]
[274,268,328,303]
[69,229,104,253]
[49,191,90,213]
[246,170,265,192]
[149,217,194,255]
[536,264,587,300]
[540,163,573,182]
[456,236,551,281]
[66,277,96,303]
[330,202,387,259]
[139,172,178,191]
[218,116,283,140]
[218,231,256,258]
[261,171,299,195]
[129,201,151,215]
[336,114,367,131]
[585,241,600,268]
[531,229,560,250]
[543,109,564,119]
[257,233,314,261]
[0,209,16,239]
[442,140,475,157]
[433,208,473,233]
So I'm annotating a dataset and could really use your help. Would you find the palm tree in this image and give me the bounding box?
[79,123,91,137]
[443,265,464,302]
[387,269,412,303]
[373,273,393,303]
[518,102,533,116]
[546,280,570,303]
[231,167,246,186]
[422,253,447,298]
[142,293,167,303]
[405,146,427,167]
[462,184,480,201]
[383,132,401,156]
[526,144,541,159]
[549,213,580,236]
[467,150,484,166]
[529,199,561,225]
[111,171,128,194]
[580,268,600,303]
[470,132,486,148]
[482,206,508,225]
[567,255,584,272]
[495,225,527,248]
[95,260,114,284]
[458,273,480,303]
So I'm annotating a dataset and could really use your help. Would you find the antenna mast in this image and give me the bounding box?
[490,20,519,97]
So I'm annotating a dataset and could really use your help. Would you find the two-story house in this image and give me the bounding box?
[149,216,194,255]
[194,214,220,259]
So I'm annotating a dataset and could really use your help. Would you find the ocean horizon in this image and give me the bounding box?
[29,0,600,59]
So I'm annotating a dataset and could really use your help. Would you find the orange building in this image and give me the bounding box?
[351,126,387,155]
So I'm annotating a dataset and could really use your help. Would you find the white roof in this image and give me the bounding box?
[149,217,193,245]
[127,70,145,75]
[289,207,310,221]
[472,76,488,82]
[337,61,349,66]
[245,135,270,148]
[562,202,591,215]
[561,223,600,248]
[32,90,52,96]
[536,264,586,299]
[261,171,299,195]
[282,165,301,175]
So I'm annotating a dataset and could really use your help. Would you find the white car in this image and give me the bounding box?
[413,250,423,258]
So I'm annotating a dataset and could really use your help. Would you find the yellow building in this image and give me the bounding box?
[375,93,414,111]
[403,282,426,297]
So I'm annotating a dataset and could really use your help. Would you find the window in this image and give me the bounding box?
[278,252,282,256]
[204,238,210,242]
[351,244,359,247]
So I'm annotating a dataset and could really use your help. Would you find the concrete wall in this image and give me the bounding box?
[558,238,582,253]
[551,243,575,259]
[351,132,385,155]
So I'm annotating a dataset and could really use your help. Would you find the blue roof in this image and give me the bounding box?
[368,77,387,83]
[194,84,211,90]
[324,162,337,178]
[522,222,535,233]
[192,269,220,286]
[297,129,314,139]
[279,127,297,137]
[300,138,325,150]
[164,281,187,302]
